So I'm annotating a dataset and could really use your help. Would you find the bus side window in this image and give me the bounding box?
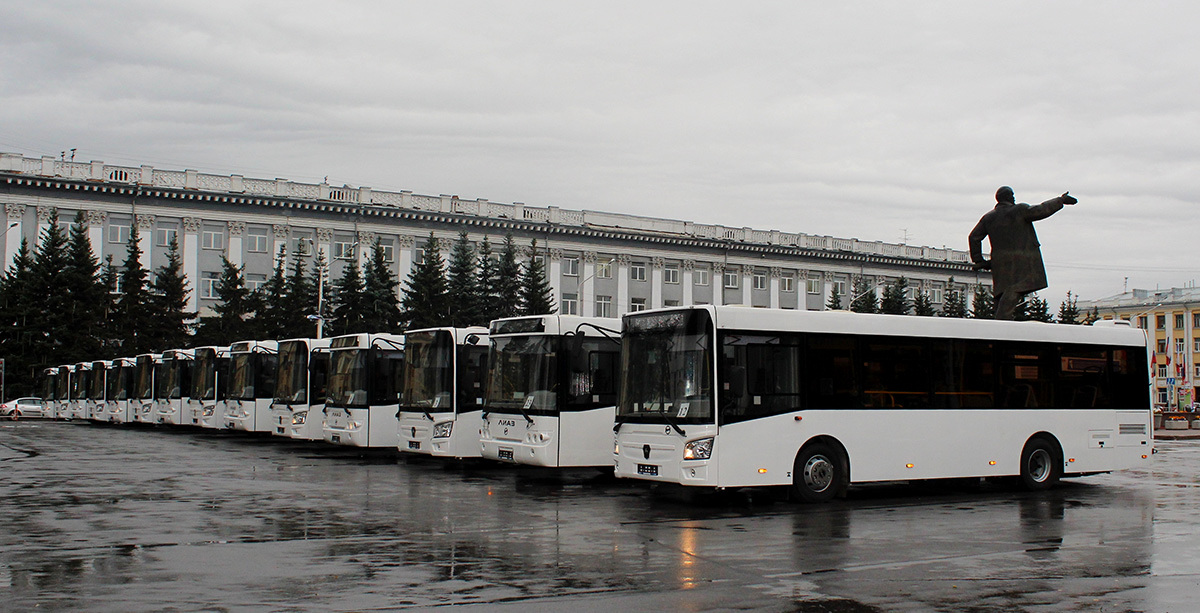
[997,342,1051,408]
[806,334,858,410]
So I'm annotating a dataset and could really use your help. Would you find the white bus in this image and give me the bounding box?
[225,340,279,433]
[480,315,622,468]
[86,360,110,421]
[613,306,1153,501]
[69,362,92,419]
[323,333,405,448]
[131,354,163,424]
[270,337,331,440]
[154,349,194,425]
[104,357,136,424]
[398,327,490,459]
[40,368,60,418]
[189,346,231,428]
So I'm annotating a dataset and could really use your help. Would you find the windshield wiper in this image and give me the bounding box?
[661,411,686,437]
[612,414,625,433]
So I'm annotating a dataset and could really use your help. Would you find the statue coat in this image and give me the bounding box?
[968,196,1070,296]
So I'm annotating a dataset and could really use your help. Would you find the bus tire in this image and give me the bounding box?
[793,442,847,503]
[1019,437,1062,491]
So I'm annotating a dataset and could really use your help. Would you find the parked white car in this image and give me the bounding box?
[0,397,48,420]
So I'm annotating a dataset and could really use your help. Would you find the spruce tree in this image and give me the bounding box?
[970,285,995,319]
[494,233,522,319]
[1058,290,1081,324]
[941,278,968,318]
[849,276,878,314]
[446,231,480,327]
[1022,293,1053,323]
[1082,306,1100,325]
[331,258,366,336]
[879,277,911,315]
[475,236,501,324]
[30,212,73,369]
[519,239,555,316]
[280,247,315,339]
[363,238,404,332]
[399,233,448,331]
[253,246,289,340]
[0,237,36,396]
[196,256,253,346]
[63,211,108,361]
[149,235,193,350]
[913,290,936,316]
[115,224,155,355]
[825,283,843,311]
[98,254,120,355]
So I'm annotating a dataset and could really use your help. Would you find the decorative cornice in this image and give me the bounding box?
[5,203,25,220]
[86,209,107,225]
[273,224,290,239]
[135,214,155,229]
[182,217,203,233]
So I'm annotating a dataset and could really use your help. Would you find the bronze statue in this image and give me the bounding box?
[968,186,1076,320]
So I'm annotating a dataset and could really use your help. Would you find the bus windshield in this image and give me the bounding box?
[618,310,715,424]
[107,364,128,401]
[42,371,56,401]
[275,341,309,405]
[89,363,106,400]
[163,359,189,399]
[402,331,454,410]
[71,370,89,400]
[192,350,216,401]
[327,349,368,408]
[485,335,559,415]
[155,361,171,400]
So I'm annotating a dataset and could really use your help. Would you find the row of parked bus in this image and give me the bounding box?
[37,306,1155,501]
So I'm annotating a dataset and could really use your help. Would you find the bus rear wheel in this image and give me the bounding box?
[1020,437,1062,491]
[793,442,846,503]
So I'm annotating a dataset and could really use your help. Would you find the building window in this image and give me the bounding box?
[1195,364,1200,378]
[247,229,268,253]
[246,274,266,293]
[929,288,944,303]
[664,299,680,307]
[630,262,647,282]
[1158,388,1168,405]
[334,241,356,260]
[378,240,395,263]
[752,270,767,291]
[561,293,579,315]
[1157,339,1167,354]
[1139,316,1149,329]
[695,267,710,286]
[1194,312,1200,328]
[108,224,130,244]
[563,257,579,277]
[200,271,220,299]
[1176,314,1186,329]
[1158,365,1167,378]
[156,227,178,247]
[596,259,612,279]
[1194,338,1200,353]
[723,268,739,289]
[595,295,613,318]
[415,248,427,265]
[201,229,225,250]
[664,265,679,284]
[1177,339,1186,353]
[291,235,313,256]
[806,277,821,294]
[1157,314,1166,330]
[780,274,794,293]
[833,279,847,297]
[630,297,647,312]
[111,274,124,295]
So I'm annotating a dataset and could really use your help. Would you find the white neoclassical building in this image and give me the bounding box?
[1,152,989,318]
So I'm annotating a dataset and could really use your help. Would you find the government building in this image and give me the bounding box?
[1,152,986,319]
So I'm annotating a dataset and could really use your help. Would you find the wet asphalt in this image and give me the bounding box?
[1,421,1199,612]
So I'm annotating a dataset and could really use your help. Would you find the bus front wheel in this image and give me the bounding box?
[1019,437,1062,491]
[793,442,847,503]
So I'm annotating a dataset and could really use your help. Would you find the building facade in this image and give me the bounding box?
[1081,286,1200,409]
[1,152,988,321]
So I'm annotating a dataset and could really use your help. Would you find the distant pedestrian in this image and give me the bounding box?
[968,186,1076,320]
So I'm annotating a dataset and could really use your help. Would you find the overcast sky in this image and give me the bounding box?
[2,1,1197,307]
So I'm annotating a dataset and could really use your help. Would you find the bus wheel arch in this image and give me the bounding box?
[792,437,850,503]
[1020,433,1063,491]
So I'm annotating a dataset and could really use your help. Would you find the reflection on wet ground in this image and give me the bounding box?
[0,422,1197,611]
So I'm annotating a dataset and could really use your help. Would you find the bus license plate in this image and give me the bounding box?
[498,448,514,461]
[637,464,659,476]
[409,441,421,450]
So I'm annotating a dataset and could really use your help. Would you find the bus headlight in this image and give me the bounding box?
[683,437,714,461]
[292,411,307,425]
[433,421,453,438]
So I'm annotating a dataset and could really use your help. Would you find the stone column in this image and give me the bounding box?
[650,257,664,310]
[316,228,333,265]
[36,205,56,241]
[86,210,106,264]
[741,266,752,306]
[823,271,836,310]
[548,248,563,311]
[770,267,782,309]
[581,251,597,317]
[682,259,695,306]
[272,224,290,271]
[4,204,27,272]
[357,230,376,270]
[397,235,415,284]
[135,214,155,272]
[182,217,203,312]
[616,254,630,317]
[712,263,725,306]
[226,221,246,268]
